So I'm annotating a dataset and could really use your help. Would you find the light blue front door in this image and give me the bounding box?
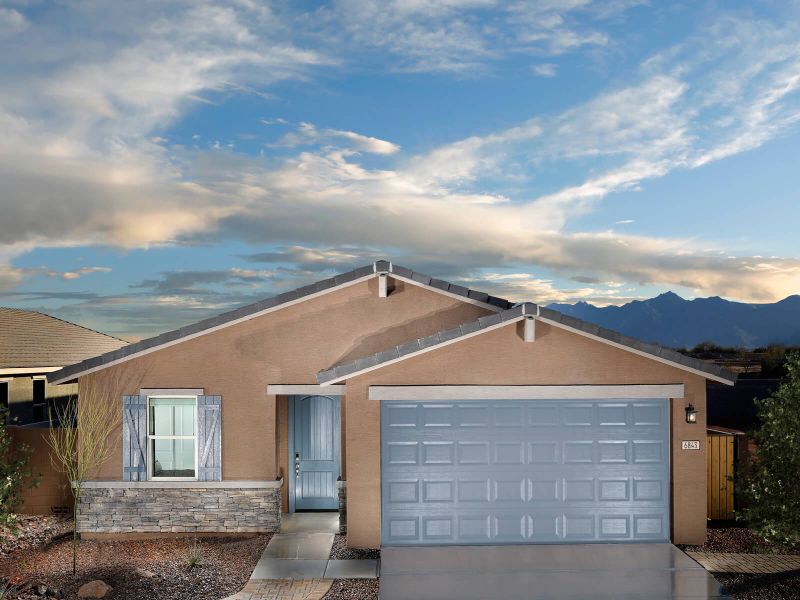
[290,395,341,511]
[381,399,670,545]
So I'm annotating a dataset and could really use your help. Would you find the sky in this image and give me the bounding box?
[1,0,799,341]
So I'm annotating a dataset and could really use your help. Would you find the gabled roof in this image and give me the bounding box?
[317,302,737,386]
[0,307,127,372]
[48,261,512,384]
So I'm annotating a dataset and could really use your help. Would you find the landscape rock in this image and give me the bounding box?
[135,567,156,578]
[77,580,112,598]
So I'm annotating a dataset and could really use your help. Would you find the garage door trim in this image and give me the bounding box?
[370,384,684,401]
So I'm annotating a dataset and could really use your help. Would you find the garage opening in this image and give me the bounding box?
[381,399,670,546]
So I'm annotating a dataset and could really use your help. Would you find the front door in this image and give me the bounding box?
[290,395,341,511]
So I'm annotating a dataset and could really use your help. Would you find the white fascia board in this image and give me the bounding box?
[320,316,524,386]
[538,316,735,386]
[369,384,685,401]
[0,367,62,376]
[267,384,345,395]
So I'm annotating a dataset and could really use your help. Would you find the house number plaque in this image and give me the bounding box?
[681,440,700,450]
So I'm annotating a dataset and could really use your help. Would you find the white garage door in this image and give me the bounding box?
[381,400,670,546]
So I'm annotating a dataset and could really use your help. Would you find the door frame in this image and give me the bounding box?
[288,394,342,513]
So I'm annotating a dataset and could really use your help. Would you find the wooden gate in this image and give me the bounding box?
[707,432,736,520]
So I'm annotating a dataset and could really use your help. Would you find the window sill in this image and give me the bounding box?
[79,479,283,489]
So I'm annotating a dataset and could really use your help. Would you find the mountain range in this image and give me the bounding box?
[547,292,800,349]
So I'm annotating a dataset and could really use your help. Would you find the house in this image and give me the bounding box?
[48,262,736,547]
[1,307,128,514]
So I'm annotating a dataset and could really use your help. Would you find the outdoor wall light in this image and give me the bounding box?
[685,403,698,424]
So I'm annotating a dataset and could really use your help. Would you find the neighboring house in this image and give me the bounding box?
[705,379,780,521]
[1,307,127,513]
[48,261,736,547]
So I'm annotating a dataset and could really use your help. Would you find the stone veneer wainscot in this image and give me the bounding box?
[77,480,282,534]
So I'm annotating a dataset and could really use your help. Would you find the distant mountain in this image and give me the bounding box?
[547,292,800,349]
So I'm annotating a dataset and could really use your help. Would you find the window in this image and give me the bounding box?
[147,397,197,479]
[0,381,8,412]
[32,378,46,422]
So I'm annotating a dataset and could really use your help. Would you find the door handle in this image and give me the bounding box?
[295,452,301,477]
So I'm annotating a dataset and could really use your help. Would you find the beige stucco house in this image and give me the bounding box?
[0,307,127,513]
[48,261,735,547]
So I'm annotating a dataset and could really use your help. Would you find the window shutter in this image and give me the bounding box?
[197,395,222,481]
[122,395,147,481]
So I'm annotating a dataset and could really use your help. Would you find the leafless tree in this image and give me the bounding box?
[46,373,126,576]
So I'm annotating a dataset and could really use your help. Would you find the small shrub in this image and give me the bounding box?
[186,538,204,570]
[0,579,17,600]
[0,408,35,531]
[738,351,800,547]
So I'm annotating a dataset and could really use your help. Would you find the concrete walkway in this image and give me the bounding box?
[687,551,800,574]
[225,513,378,600]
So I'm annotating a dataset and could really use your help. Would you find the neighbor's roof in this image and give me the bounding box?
[0,307,128,372]
[316,302,737,386]
[48,261,513,384]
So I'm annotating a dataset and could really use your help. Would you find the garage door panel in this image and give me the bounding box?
[382,400,669,546]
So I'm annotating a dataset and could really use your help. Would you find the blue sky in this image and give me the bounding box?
[1,0,799,340]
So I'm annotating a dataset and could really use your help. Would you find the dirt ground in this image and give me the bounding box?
[0,518,271,600]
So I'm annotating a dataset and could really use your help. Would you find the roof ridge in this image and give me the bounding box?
[48,261,512,384]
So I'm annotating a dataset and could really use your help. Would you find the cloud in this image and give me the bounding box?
[1,1,800,327]
[60,267,112,280]
[464,271,645,306]
[531,63,557,77]
[0,7,27,36]
[615,219,634,225]
[312,0,637,73]
[273,122,400,154]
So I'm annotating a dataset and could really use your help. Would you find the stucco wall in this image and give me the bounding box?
[343,320,708,548]
[80,277,490,482]
[10,427,71,515]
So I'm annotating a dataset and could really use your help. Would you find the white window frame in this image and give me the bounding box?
[146,394,199,482]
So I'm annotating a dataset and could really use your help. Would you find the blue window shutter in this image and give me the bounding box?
[122,395,147,481]
[197,395,222,481]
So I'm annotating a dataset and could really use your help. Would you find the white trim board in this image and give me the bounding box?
[267,384,345,395]
[369,384,685,401]
[320,316,525,385]
[0,367,61,376]
[537,316,734,386]
[80,479,283,489]
[140,388,204,397]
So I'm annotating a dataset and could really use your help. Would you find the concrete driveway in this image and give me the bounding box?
[380,543,731,600]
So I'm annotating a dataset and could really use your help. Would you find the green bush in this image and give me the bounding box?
[739,352,800,547]
[0,409,35,531]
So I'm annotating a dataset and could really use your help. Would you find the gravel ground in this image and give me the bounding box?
[716,571,800,600]
[0,531,271,600]
[323,579,379,600]
[329,535,380,560]
[0,516,72,558]
[679,526,800,555]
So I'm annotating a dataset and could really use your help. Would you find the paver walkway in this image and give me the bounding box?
[227,578,332,600]
[224,513,378,600]
[687,551,800,574]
